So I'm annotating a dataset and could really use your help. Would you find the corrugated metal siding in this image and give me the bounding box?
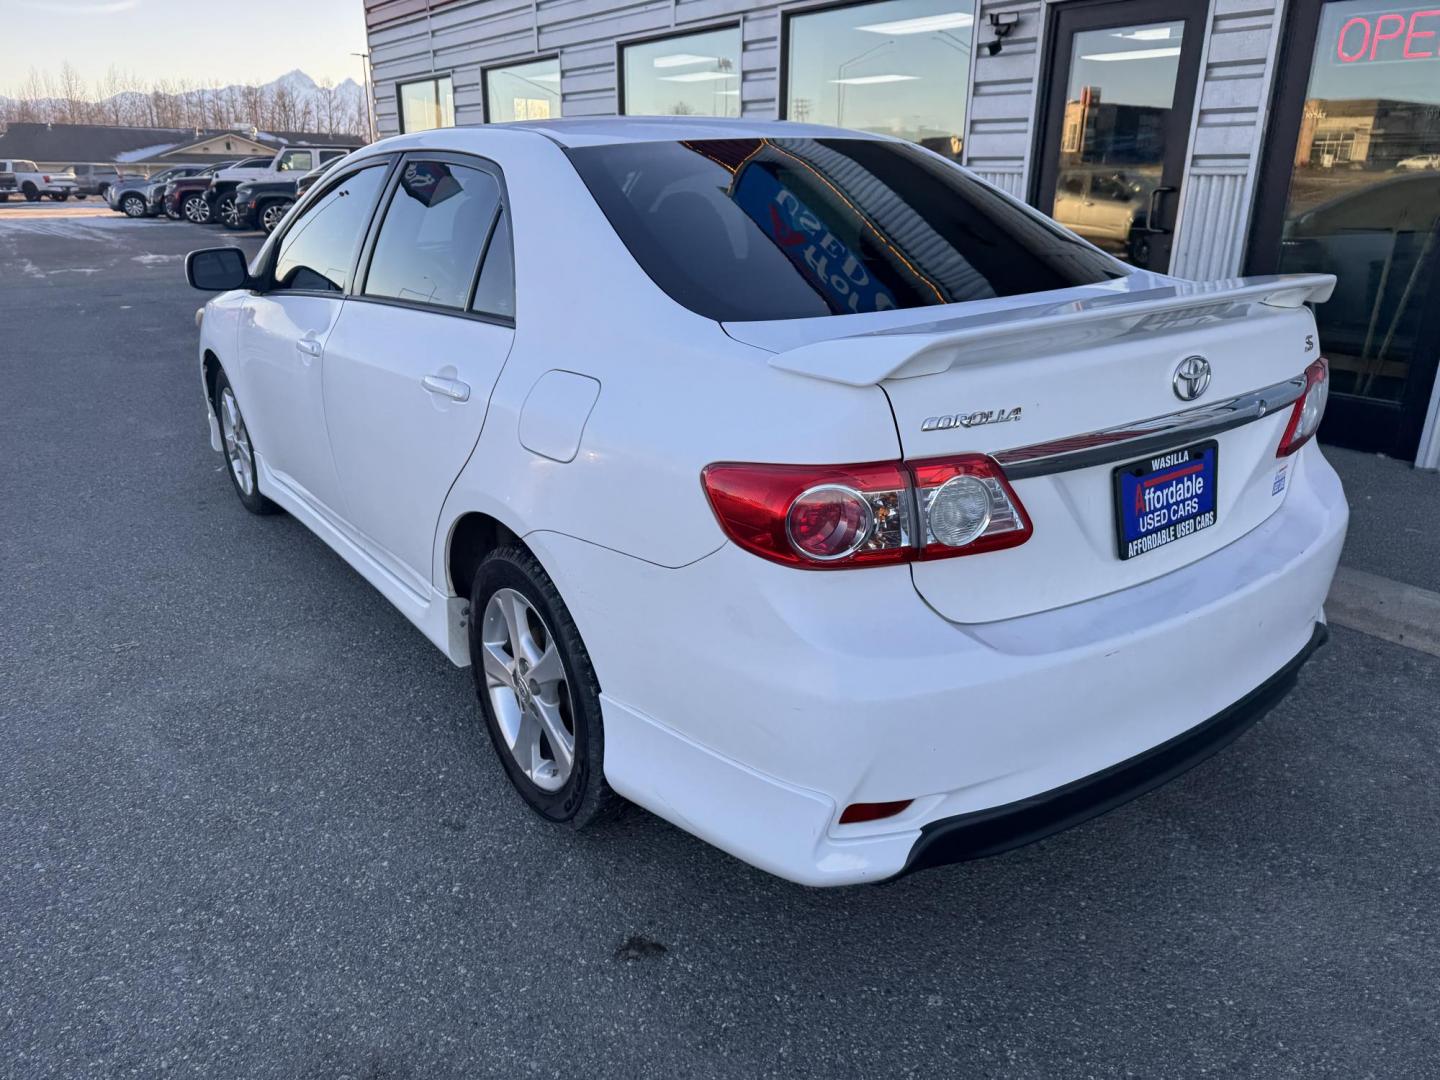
[961,0,1043,197]
[368,0,789,132]
[1169,0,1288,280]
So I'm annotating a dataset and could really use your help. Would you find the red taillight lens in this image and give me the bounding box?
[702,455,1031,569]
[701,461,912,569]
[1277,358,1329,457]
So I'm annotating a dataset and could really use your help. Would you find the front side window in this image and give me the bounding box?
[364,160,501,310]
[622,26,742,118]
[786,0,975,160]
[569,138,1122,322]
[271,165,387,293]
[399,75,456,133]
[277,150,314,172]
[486,59,561,122]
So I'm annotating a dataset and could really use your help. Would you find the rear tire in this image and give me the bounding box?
[469,546,619,828]
[213,369,280,516]
[216,194,239,229]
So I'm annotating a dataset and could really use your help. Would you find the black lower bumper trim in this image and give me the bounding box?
[898,622,1329,879]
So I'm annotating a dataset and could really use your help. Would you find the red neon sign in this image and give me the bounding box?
[1335,5,1440,62]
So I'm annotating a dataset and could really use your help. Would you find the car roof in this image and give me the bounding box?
[369,116,897,152]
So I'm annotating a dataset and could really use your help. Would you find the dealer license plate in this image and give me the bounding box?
[1113,441,1218,560]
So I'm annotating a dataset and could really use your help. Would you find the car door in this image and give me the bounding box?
[236,159,389,518]
[321,153,516,592]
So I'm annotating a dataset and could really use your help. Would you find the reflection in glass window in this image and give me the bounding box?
[486,59,562,122]
[399,76,455,133]
[786,0,973,159]
[365,161,501,310]
[1049,20,1184,263]
[471,210,515,320]
[622,27,742,118]
[1277,0,1440,405]
[272,166,386,293]
[569,138,1120,322]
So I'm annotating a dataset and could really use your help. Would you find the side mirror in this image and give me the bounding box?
[186,247,251,291]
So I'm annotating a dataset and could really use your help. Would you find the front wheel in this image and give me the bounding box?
[182,193,211,224]
[213,370,279,516]
[469,547,618,827]
[120,193,146,217]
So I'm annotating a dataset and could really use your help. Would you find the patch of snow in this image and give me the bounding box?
[115,143,181,163]
[132,253,183,265]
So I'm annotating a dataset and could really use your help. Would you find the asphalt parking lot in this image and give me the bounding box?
[2,210,1439,1079]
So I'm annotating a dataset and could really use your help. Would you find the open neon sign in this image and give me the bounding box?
[1334,5,1440,63]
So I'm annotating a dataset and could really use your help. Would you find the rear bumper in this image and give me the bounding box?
[901,622,1327,877]
[531,443,1347,887]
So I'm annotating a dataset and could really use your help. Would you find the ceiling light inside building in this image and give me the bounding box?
[829,74,920,85]
[659,70,739,82]
[1078,46,1182,61]
[855,12,974,34]
[652,52,719,68]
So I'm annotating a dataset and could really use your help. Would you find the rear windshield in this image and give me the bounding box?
[567,138,1124,322]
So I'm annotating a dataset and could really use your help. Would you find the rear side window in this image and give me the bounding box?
[272,165,386,293]
[364,160,501,311]
[567,138,1124,322]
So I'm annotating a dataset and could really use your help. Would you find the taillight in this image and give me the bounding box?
[1277,358,1329,457]
[702,455,1030,570]
[42,174,50,183]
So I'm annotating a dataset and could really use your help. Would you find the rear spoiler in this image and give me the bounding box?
[767,274,1336,388]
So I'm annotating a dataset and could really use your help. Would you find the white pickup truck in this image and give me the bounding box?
[0,159,80,201]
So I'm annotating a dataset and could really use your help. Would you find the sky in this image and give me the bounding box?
[0,0,369,96]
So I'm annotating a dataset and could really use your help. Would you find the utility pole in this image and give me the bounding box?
[352,51,377,143]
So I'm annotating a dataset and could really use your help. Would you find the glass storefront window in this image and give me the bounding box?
[398,75,455,133]
[486,58,562,123]
[1277,0,1440,405]
[785,0,974,159]
[622,27,742,118]
[1049,21,1185,264]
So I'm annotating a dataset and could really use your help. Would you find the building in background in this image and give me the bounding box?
[0,123,360,176]
[363,0,1440,467]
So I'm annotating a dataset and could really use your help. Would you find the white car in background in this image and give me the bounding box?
[0,159,78,201]
[185,118,1347,886]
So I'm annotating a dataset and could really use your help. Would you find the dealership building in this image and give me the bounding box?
[362,0,1440,467]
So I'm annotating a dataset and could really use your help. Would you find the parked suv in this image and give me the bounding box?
[164,162,237,224]
[230,177,300,233]
[209,145,356,227]
[106,165,205,218]
[0,159,79,201]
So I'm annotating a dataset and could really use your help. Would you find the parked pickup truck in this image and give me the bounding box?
[69,164,140,198]
[208,144,356,227]
[0,159,79,201]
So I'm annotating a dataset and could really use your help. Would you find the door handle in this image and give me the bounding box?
[295,337,322,358]
[422,374,470,402]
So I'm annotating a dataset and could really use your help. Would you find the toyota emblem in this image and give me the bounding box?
[1173,355,1211,401]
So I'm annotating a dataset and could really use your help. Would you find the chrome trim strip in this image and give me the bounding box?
[995,375,1306,480]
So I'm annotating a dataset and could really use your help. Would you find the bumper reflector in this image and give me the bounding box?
[839,799,913,825]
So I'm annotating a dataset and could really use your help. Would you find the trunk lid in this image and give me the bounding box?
[725,273,1334,624]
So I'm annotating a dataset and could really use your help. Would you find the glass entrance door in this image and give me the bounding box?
[1033,0,1209,272]
[1248,0,1440,460]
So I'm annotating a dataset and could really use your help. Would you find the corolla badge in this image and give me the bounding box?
[1172,355,1212,401]
[920,407,1022,432]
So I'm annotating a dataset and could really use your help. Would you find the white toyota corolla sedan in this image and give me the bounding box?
[185,118,1347,886]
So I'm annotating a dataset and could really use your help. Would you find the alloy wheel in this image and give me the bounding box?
[122,195,145,217]
[219,387,255,496]
[261,201,291,233]
[218,196,238,228]
[183,195,210,224]
[480,588,576,792]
